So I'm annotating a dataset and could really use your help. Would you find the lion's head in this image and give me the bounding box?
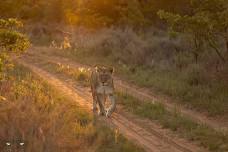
[96,66,114,86]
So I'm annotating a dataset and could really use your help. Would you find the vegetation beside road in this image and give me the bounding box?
[50,47,228,117]
[28,57,228,152]
[0,64,143,152]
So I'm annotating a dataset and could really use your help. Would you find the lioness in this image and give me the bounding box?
[90,66,116,117]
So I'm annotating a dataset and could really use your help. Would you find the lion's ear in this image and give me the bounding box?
[109,67,114,74]
[95,66,101,72]
[95,66,98,71]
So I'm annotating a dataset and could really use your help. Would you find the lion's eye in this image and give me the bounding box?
[6,142,11,146]
[20,142,25,146]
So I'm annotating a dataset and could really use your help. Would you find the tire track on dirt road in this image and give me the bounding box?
[28,49,228,133]
[17,59,205,152]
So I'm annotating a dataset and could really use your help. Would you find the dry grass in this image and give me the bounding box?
[55,62,90,86]
[0,64,143,152]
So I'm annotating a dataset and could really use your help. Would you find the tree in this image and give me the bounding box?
[0,18,30,80]
[158,0,228,63]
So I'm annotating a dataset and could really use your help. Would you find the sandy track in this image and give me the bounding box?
[17,59,205,152]
[28,48,228,133]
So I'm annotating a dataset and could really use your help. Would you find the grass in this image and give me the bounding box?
[33,60,90,87]
[118,93,228,152]
[50,48,228,117]
[0,64,144,152]
[34,59,228,152]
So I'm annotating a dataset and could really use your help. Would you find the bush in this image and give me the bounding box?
[71,27,185,67]
[183,64,208,86]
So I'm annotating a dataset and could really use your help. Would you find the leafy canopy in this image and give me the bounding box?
[158,0,228,62]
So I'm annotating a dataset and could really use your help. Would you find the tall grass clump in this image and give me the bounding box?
[49,62,90,87]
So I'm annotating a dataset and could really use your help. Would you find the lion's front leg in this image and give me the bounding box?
[106,94,116,117]
[92,91,98,113]
[97,94,106,116]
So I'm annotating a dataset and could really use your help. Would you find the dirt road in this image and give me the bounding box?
[28,47,228,133]
[17,58,205,152]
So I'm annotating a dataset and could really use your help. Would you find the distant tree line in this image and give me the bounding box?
[0,0,226,64]
[0,0,190,28]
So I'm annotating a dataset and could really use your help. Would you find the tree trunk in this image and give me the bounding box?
[193,36,200,64]
[194,52,198,64]
[226,39,228,55]
[207,37,225,62]
[224,28,228,57]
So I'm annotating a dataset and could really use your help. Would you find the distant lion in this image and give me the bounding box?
[90,66,116,117]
